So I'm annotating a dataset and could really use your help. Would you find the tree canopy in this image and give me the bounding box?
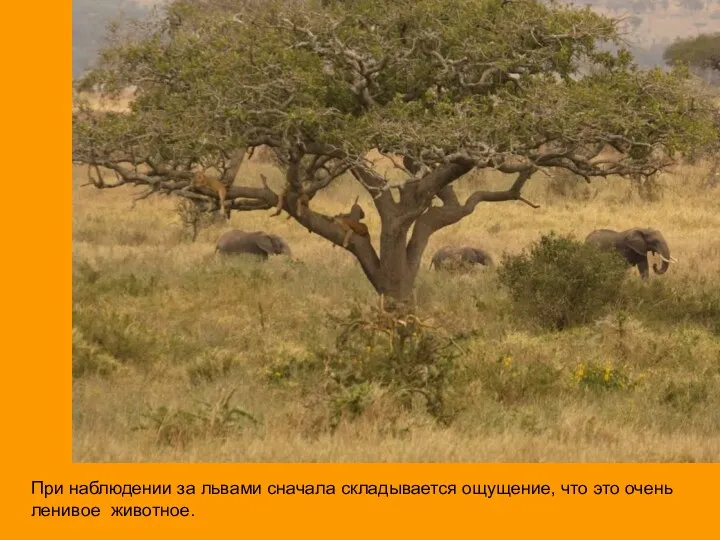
[663,32,720,76]
[73,0,719,301]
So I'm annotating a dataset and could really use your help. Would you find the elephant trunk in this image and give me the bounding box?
[652,240,674,275]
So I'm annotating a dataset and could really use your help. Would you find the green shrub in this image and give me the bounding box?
[283,304,468,430]
[497,232,629,330]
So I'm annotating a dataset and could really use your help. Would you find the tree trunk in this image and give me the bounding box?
[375,223,417,302]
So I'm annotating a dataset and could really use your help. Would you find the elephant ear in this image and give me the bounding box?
[269,235,291,256]
[254,235,276,255]
[624,229,647,256]
[476,249,493,265]
[459,247,475,261]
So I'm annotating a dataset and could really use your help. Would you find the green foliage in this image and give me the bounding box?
[272,304,468,430]
[73,0,719,174]
[497,232,629,330]
[136,388,257,447]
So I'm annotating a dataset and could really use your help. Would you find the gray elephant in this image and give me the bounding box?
[429,245,494,271]
[584,227,677,280]
[215,229,292,259]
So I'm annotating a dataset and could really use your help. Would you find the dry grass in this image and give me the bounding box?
[72,155,720,463]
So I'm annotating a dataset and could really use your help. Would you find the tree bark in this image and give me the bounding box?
[376,219,415,301]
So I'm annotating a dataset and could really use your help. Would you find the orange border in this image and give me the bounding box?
[1,2,718,537]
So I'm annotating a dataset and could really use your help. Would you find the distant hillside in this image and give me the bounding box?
[73,0,153,78]
[71,0,720,79]
[582,0,720,66]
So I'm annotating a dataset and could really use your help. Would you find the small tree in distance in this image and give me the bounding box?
[72,0,718,304]
[663,32,720,84]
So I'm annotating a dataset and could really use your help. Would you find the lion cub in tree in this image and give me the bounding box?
[333,196,369,248]
[190,172,228,218]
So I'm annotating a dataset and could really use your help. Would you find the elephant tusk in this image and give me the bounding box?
[658,254,677,263]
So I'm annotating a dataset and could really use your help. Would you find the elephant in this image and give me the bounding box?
[215,229,292,259]
[429,245,494,271]
[584,227,677,280]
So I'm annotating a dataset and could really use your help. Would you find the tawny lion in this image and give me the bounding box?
[332,196,369,248]
[190,172,228,218]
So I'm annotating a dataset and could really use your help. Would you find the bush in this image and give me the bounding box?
[174,198,220,242]
[276,304,468,431]
[497,232,629,330]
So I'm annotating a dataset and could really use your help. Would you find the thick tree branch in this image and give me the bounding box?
[415,159,476,201]
[348,165,397,213]
[220,147,248,187]
[406,169,537,270]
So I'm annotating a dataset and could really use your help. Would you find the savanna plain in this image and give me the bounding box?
[72,154,720,462]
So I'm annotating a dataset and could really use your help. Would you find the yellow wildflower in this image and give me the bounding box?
[603,361,613,382]
[575,364,585,379]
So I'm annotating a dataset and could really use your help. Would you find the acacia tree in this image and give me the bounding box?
[73,0,718,302]
[664,32,720,83]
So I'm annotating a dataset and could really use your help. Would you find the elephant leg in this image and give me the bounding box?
[637,258,649,280]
